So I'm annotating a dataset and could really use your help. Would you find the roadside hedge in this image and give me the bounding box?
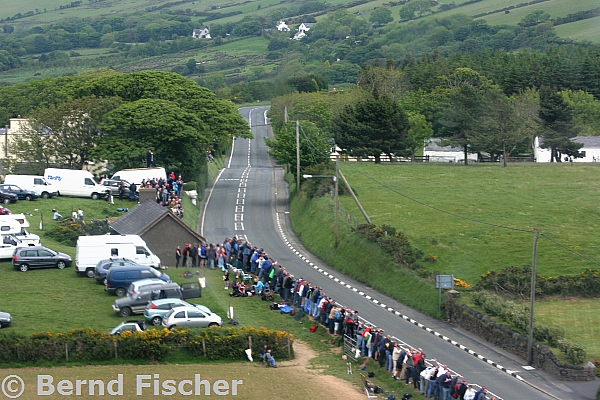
[0,327,293,365]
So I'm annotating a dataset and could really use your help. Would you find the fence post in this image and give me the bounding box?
[248,336,252,352]
[65,343,69,362]
[114,341,118,360]
[202,339,206,357]
[287,330,291,359]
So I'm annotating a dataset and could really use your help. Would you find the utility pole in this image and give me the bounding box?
[338,169,371,224]
[296,120,300,193]
[284,106,288,123]
[527,228,539,366]
[334,157,339,248]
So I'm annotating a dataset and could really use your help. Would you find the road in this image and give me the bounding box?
[200,106,597,400]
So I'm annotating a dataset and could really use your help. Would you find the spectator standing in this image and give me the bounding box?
[146,150,154,167]
[175,246,182,268]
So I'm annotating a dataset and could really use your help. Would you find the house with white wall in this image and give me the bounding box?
[293,22,316,40]
[276,21,290,31]
[534,136,600,162]
[424,138,478,162]
[192,28,211,39]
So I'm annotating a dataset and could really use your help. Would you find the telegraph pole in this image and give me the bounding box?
[527,228,539,366]
[296,120,300,193]
[334,157,339,248]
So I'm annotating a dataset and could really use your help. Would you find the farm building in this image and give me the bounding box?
[534,136,600,162]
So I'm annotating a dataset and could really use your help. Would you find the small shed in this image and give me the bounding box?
[534,136,600,162]
[424,138,477,162]
[110,200,205,268]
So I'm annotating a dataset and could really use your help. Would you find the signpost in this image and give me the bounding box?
[436,275,454,314]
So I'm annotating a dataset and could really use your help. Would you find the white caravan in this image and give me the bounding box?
[3,214,41,244]
[76,234,161,278]
[111,168,167,185]
[0,218,38,259]
[3,175,59,198]
[44,168,108,200]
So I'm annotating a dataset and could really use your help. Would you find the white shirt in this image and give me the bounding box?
[464,388,477,400]
[421,366,433,378]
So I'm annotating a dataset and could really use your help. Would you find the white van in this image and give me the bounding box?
[3,175,59,199]
[3,214,41,244]
[76,234,161,278]
[111,168,167,186]
[0,219,38,259]
[44,168,108,200]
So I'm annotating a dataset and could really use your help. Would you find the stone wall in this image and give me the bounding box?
[445,291,596,381]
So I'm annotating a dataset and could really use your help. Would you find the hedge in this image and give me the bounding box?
[0,327,293,365]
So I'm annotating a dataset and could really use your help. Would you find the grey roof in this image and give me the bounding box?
[424,138,463,152]
[109,200,204,242]
[573,136,600,148]
[110,200,167,235]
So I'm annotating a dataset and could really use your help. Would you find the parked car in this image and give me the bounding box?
[12,246,73,272]
[144,299,212,326]
[0,190,17,204]
[113,282,185,317]
[109,320,146,336]
[0,311,12,328]
[101,179,131,196]
[0,184,38,201]
[161,305,222,329]
[94,258,139,283]
[105,265,170,296]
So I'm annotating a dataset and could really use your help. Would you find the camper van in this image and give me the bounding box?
[44,168,108,200]
[3,214,41,244]
[111,168,167,186]
[3,175,59,199]
[76,235,161,278]
[0,219,38,259]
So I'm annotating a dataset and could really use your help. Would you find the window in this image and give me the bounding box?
[1,226,11,231]
[111,248,118,256]
[187,310,205,318]
[84,178,94,185]
[38,250,53,257]
[141,270,154,278]
[34,178,43,185]
[174,311,185,319]
[157,304,171,310]
[136,246,147,255]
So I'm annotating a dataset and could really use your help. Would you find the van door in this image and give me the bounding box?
[83,177,96,197]
[181,282,201,299]
[134,246,151,265]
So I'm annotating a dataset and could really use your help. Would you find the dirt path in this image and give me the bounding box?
[277,340,365,399]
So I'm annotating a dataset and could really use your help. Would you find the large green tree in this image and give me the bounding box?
[538,86,582,162]
[333,91,409,163]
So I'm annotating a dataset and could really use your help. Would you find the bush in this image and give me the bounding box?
[547,326,565,346]
[557,339,587,364]
[46,219,110,246]
[183,181,197,191]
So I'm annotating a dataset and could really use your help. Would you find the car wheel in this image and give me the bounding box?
[57,261,66,269]
[119,308,132,317]
[115,288,126,297]
[208,322,219,327]
[86,269,95,278]
[19,264,29,272]
[25,195,32,201]
[42,192,50,199]
[151,316,162,326]
[3,198,10,204]
[91,192,100,200]
[168,325,177,330]
[0,322,4,329]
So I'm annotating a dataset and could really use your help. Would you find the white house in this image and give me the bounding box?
[534,136,600,162]
[192,28,211,39]
[276,21,290,32]
[423,138,478,163]
[293,22,316,40]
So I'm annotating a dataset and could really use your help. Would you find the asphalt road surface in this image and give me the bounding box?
[200,106,598,400]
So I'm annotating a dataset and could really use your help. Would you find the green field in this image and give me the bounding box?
[555,17,600,43]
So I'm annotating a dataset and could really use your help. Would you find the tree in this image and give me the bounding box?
[264,120,331,176]
[357,65,411,100]
[436,68,493,165]
[403,112,433,161]
[560,90,600,136]
[369,8,393,26]
[97,98,205,177]
[333,91,409,163]
[468,89,531,167]
[519,10,550,27]
[538,86,582,162]
[11,96,122,170]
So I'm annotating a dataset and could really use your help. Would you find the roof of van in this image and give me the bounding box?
[77,234,146,245]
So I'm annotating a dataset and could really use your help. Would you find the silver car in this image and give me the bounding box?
[161,306,222,329]
[144,299,212,326]
[0,311,12,328]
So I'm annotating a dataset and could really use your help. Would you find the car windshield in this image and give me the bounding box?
[151,269,161,278]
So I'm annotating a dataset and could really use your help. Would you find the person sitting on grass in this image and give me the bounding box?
[259,345,268,362]
[53,209,62,220]
[265,349,277,368]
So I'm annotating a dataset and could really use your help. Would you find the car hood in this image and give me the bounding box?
[114,296,138,307]
[57,252,72,260]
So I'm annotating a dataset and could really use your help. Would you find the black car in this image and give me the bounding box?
[0,190,17,204]
[12,246,73,272]
[94,258,139,282]
[0,184,38,201]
